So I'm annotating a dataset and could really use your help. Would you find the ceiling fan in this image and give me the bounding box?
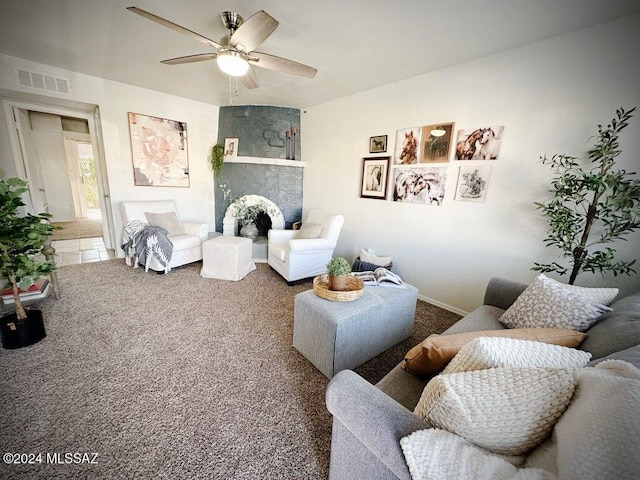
[127,6,318,90]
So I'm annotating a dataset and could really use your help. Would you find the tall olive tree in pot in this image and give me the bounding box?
[0,172,56,349]
[533,107,640,284]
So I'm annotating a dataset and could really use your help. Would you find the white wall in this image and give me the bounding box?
[0,53,219,248]
[302,14,640,313]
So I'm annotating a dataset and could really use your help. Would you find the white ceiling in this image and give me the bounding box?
[1,0,639,109]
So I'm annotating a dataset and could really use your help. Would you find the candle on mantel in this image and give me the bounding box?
[292,125,297,134]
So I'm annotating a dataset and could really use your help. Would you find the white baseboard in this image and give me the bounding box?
[417,293,469,317]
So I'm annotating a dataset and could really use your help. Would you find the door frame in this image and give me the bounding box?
[2,96,115,250]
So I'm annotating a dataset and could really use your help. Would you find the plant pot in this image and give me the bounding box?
[0,309,46,349]
[240,223,259,241]
[328,274,349,291]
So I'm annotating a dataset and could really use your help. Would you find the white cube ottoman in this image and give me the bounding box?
[200,236,256,281]
[293,284,419,378]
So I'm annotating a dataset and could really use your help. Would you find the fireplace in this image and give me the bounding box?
[222,195,285,237]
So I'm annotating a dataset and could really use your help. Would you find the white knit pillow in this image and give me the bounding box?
[414,367,576,455]
[443,337,591,374]
[401,429,555,480]
[499,274,610,332]
[540,274,618,306]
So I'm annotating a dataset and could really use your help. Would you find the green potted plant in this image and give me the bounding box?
[532,107,640,284]
[326,256,351,291]
[232,197,275,241]
[0,171,56,349]
[211,143,224,176]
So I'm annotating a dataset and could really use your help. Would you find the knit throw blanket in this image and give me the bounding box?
[121,220,173,273]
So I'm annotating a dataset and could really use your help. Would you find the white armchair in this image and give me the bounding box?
[268,209,344,283]
[120,200,208,271]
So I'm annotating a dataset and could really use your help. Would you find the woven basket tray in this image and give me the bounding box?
[313,274,364,302]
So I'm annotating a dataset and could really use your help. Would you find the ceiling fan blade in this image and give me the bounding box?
[249,52,317,78]
[127,6,222,50]
[161,53,217,65]
[230,10,278,53]
[240,66,260,89]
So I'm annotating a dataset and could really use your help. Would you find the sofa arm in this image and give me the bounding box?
[268,229,297,242]
[181,221,208,240]
[326,370,428,480]
[483,277,529,310]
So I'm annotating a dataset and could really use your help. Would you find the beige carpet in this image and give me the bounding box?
[0,261,460,479]
[51,217,103,241]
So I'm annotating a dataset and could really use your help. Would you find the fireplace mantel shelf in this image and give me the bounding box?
[224,156,306,168]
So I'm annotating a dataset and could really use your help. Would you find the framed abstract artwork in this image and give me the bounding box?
[361,157,390,199]
[128,112,189,187]
[369,135,387,153]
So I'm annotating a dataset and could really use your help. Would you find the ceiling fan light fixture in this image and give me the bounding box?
[217,50,249,76]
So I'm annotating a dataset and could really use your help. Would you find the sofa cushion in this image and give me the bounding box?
[443,337,591,374]
[145,211,186,235]
[295,222,323,239]
[554,360,640,480]
[499,274,610,332]
[414,366,576,455]
[443,305,506,334]
[580,291,640,359]
[403,328,586,376]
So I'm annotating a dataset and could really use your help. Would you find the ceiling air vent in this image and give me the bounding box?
[16,69,70,95]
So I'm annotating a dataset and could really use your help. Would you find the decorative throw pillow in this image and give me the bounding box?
[403,328,587,376]
[554,360,640,480]
[144,211,186,235]
[401,429,527,480]
[414,367,576,455]
[443,336,591,374]
[351,259,381,272]
[539,273,618,306]
[360,248,392,267]
[295,222,323,239]
[498,274,610,332]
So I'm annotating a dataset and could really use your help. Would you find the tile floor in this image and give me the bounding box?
[51,237,116,266]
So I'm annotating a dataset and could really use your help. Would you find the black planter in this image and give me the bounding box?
[1,309,46,349]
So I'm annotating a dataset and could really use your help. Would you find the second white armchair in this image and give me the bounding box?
[268,209,344,283]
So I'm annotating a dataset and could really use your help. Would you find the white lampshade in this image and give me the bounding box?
[217,50,249,76]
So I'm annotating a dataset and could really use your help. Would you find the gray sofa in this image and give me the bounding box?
[325,277,640,480]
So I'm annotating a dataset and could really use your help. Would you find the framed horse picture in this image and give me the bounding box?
[369,135,387,153]
[360,157,390,199]
[394,126,422,164]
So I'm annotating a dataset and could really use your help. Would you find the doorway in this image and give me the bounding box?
[3,95,115,253]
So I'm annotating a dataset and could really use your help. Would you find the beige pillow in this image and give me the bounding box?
[443,336,591,374]
[403,328,586,377]
[499,274,610,332]
[145,211,186,235]
[414,367,576,455]
[295,222,323,239]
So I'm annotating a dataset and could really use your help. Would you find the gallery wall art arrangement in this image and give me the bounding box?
[128,112,189,188]
[364,123,505,205]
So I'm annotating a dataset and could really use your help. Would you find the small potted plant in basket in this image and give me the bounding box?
[0,172,56,349]
[326,256,351,291]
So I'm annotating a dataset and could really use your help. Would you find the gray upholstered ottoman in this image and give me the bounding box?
[293,285,419,378]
